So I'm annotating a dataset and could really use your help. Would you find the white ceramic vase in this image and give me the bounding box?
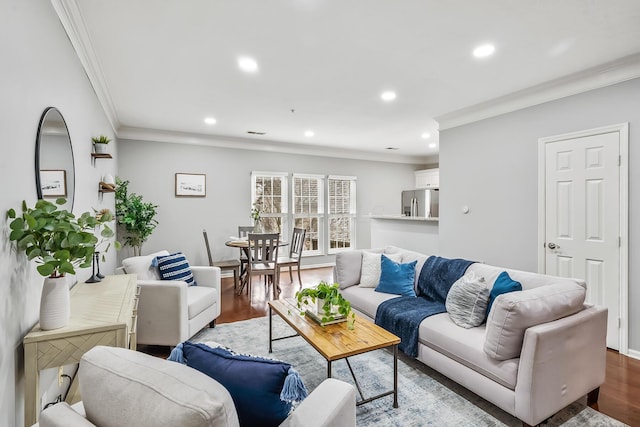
[316,298,338,315]
[40,276,70,330]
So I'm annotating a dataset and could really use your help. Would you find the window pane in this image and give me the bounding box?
[329,217,351,249]
[295,217,319,251]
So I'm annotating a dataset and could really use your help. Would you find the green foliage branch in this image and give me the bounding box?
[6,198,115,278]
[115,177,158,256]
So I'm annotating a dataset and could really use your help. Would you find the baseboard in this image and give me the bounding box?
[627,349,640,361]
[219,262,335,278]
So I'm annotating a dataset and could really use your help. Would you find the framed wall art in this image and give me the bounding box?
[39,170,67,197]
[175,173,206,197]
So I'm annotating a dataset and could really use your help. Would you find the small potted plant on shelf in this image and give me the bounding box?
[295,281,353,326]
[92,135,111,154]
[7,198,115,330]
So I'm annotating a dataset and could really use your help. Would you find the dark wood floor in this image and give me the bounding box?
[144,267,640,426]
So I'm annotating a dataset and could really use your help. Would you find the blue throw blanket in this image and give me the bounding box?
[375,256,475,357]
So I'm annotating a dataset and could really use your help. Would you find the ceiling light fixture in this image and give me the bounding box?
[204,117,216,125]
[381,91,397,102]
[473,44,495,58]
[304,130,314,137]
[421,132,431,139]
[238,56,258,73]
[429,143,437,149]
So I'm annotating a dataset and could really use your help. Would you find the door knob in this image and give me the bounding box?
[547,242,559,250]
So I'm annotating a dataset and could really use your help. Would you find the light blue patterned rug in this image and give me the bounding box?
[192,316,625,427]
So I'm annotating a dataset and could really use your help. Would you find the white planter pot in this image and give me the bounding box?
[93,143,108,154]
[40,276,70,330]
[316,298,338,315]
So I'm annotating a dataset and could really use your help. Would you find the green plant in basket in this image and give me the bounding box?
[295,281,351,324]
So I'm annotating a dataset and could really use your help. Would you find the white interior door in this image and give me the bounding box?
[542,130,620,349]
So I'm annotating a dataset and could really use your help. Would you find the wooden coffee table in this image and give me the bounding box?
[268,299,401,408]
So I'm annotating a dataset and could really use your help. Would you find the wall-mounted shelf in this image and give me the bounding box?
[98,182,116,200]
[91,152,112,166]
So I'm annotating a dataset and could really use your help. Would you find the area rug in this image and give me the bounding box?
[192,316,626,427]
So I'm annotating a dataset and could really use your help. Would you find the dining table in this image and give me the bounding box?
[225,237,288,295]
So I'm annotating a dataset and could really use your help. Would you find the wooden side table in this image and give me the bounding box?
[23,274,139,426]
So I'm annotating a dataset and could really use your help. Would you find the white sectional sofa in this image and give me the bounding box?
[334,246,608,427]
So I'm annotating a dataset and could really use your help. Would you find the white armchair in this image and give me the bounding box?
[116,250,221,346]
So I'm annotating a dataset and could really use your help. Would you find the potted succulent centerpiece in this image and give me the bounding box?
[295,281,353,326]
[7,198,115,330]
[92,135,111,154]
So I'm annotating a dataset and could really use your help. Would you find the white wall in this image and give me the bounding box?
[117,139,422,266]
[0,2,117,425]
[438,77,640,353]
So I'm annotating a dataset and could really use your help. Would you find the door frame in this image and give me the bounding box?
[537,123,629,354]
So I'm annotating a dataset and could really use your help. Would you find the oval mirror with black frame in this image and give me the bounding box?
[35,107,75,211]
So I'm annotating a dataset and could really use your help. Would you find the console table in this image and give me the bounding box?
[23,274,139,426]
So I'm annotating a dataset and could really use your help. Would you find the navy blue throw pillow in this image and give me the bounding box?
[154,252,196,286]
[375,254,417,297]
[486,271,522,317]
[175,342,306,427]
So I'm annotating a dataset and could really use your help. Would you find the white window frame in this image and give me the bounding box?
[327,175,357,254]
[251,171,289,238]
[292,173,324,256]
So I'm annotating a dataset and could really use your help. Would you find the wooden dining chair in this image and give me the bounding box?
[277,227,306,288]
[203,229,241,291]
[246,232,280,300]
[237,225,254,265]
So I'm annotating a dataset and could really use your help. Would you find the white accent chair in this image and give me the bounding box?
[116,250,221,346]
[36,346,357,427]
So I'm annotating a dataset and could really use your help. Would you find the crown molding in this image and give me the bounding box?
[436,53,640,130]
[51,0,120,131]
[118,126,433,165]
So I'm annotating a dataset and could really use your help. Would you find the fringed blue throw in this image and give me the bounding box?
[375,256,475,357]
[167,343,185,364]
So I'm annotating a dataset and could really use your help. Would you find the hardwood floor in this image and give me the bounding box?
[145,267,640,426]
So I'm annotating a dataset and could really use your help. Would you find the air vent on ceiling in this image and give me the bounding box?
[247,131,266,135]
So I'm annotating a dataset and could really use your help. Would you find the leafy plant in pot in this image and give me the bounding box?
[7,198,115,330]
[91,135,111,154]
[295,281,353,325]
[115,177,159,256]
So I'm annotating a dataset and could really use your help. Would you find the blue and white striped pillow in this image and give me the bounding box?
[154,252,196,286]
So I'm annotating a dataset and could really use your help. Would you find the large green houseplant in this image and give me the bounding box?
[115,177,158,256]
[295,281,352,325]
[7,198,115,329]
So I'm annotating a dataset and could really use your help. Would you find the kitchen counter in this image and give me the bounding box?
[370,214,439,254]
[369,214,438,222]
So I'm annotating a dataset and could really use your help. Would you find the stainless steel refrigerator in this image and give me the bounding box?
[401,189,439,218]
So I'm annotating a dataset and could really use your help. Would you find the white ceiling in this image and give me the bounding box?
[55,0,640,163]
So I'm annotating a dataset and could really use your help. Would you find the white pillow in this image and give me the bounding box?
[121,250,169,280]
[359,251,402,288]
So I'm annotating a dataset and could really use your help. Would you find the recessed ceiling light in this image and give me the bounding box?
[238,56,258,73]
[473,44,495,58]
[304,130,314,137]
[429,143,437,148]
[421,132,431,139]
[204,117,217,125]
[381,91,397,102]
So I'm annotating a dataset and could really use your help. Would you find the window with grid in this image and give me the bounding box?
[328,176,357,252]
[292,174,324,255]
[251,172,288,235]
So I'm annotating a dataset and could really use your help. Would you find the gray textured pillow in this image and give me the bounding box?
[445,272,489,328]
